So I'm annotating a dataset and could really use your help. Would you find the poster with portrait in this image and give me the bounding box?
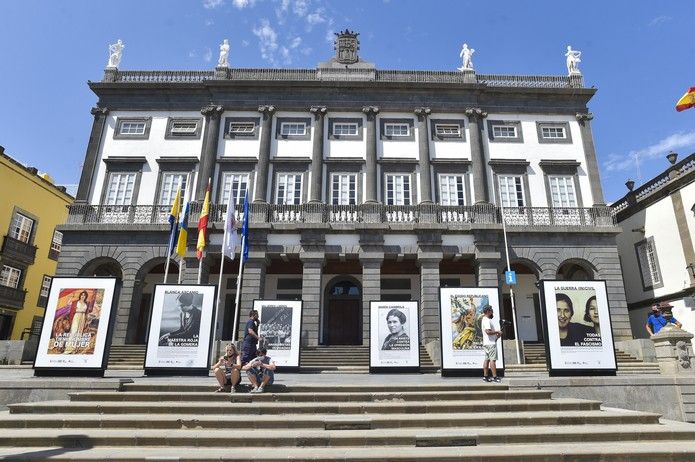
[144,284,217,374]
[439,287,504,375]
[254,300,302,368]
[369,301,420,371]
[34,277,118,374]
[540,280,616,375]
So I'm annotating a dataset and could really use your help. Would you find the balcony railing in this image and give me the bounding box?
[66,203,616,228]
[0,285,26,309]
[1,235,37,265]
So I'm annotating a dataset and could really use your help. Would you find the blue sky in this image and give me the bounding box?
[1,0,693,202]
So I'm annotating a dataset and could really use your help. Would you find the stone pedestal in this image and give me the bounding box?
[651,326,695,375]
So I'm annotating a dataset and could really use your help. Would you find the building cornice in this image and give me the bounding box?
[0,150,73,202]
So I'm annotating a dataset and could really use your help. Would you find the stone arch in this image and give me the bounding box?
[78,257,123,279]
[498,257,542,280]
[322,275,362,345]
[557,258,597,280]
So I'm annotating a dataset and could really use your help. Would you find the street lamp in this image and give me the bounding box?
[625,179,635,191]
[667,151,679,165]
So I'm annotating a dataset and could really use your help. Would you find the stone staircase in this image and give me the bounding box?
[299,345,437,373]
[1,381,694,460]
[106,345,146,369]
[522,343,662,375]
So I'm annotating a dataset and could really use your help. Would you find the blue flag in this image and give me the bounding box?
[241,191,249,262]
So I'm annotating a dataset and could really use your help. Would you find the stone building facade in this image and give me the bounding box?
[57,34,631,362]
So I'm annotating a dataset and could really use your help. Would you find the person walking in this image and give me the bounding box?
[241,309,260,364]
[481,305,502,383]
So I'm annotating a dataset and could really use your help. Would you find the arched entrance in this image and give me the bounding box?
[557,260,595,280]
[323,277,362,345]
[128,258,179,344]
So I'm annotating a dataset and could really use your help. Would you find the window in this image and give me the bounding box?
[331,174,357,205]
[220,173,249,206]
[498,176,525,207]
[40,275,52,298]
[158,173,188,206]
[439,175,466,206]
[332,123,358,137]
[275,173,302,205]
[636,237,662,289]
[280,122,307,136]
[385,174,411,206]
[549,176,577,208]
[50,230,63,257]
[493,125,517,138]
[0,265,21,289]
[9,212,34,243]
[384,123,410,137]
[541,126,566,139]
[119,121,146,135]
[166,118,202,138]
[435,124,461,137]
[229,122,255,135]
[105,172,136,205]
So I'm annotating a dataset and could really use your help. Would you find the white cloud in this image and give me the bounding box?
[293,0,309,17]
[241,39,250,47]
[603,131,695,173]
[648,15,672,27]
[289,36,302,49]
[325,28,335,45]
[253,19,279,63]
[203,48,213,62]
[232,0,253,8]
[306,10,326,25]
[203,0,225,9]
[188,50,198,58]
[205,19,214,26]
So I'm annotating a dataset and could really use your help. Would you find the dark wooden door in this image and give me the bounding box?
[134,293,152,344]
[327,299,360,345]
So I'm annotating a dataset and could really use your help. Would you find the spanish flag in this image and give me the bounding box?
[166,187,182,256]
[196,179,211,260]
[676,87,695,112]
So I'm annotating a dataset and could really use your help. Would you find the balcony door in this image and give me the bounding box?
[323,278,361,345]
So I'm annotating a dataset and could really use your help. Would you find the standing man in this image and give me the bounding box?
[481,305,502,383]
[241,309,260,364]
[646,303,682,336]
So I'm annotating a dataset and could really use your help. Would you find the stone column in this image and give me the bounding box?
[360,255,383,345]
[254,105,276,203]
[419,255,442,365]
[576,112,605,206]
[181,256,211,285]
[238,257,268,341]
[474,231,501,287]
[309,106,327,203]
[300,256,324,346]
[197,105,224,200]
[465,107,490,204]
[111,269,137,345]
[414,107,433,203]
[75,107,109,203]
[652,327,695,376]
[362,106,380,203]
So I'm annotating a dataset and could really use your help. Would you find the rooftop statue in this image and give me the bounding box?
[107,39,124,69]
[565,45,581,75]
[458,43,475,71]
[218,39,230,67]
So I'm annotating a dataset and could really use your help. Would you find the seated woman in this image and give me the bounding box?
[242,347,276,394]
[212,343,242,393]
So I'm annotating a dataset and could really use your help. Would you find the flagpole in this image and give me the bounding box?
[197,254,204,284]
[178,257,183,284]
[213,232,227,342]
[231,234,246,342]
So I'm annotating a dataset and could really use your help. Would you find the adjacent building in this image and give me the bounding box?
[57,32,631,363]
[612,152,695,337]
[0,147,72,349]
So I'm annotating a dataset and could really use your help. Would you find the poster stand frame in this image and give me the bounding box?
[368,300,421,374]
[33,277,121,377]
[253,298,303,373]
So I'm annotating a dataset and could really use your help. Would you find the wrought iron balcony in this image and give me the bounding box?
[0,284,26,310]
[66,203,616,229]
[1,235,37,265]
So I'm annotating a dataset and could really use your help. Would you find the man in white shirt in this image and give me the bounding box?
[481,305,502,383]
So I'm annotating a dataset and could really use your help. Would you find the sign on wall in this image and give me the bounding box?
[439,287,504,375]
[369,301,420,371]
[34,277,118,374]
[144,284,217,374]
[254,299,302,368]
[540,280,617,375]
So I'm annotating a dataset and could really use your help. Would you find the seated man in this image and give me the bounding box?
[242,347,276,394]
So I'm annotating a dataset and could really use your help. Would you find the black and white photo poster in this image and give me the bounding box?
[34,277,118,372]
[369,301,419,370]
[541,280,616,374]
[439,287,503,373]
[145,284,216,372]
[254,300,302,367]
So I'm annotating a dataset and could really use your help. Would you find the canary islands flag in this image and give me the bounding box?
[676,87,695,112]
[176,201,190,257]
[196,180,211,260]
[166,187,182,256]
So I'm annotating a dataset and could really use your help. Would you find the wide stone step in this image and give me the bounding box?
[67,389,553,403]
[2,441,695,461]
[121,383,504,393]
[0,409,660,430]
[8,398,600,415]
[0,423,692,448]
